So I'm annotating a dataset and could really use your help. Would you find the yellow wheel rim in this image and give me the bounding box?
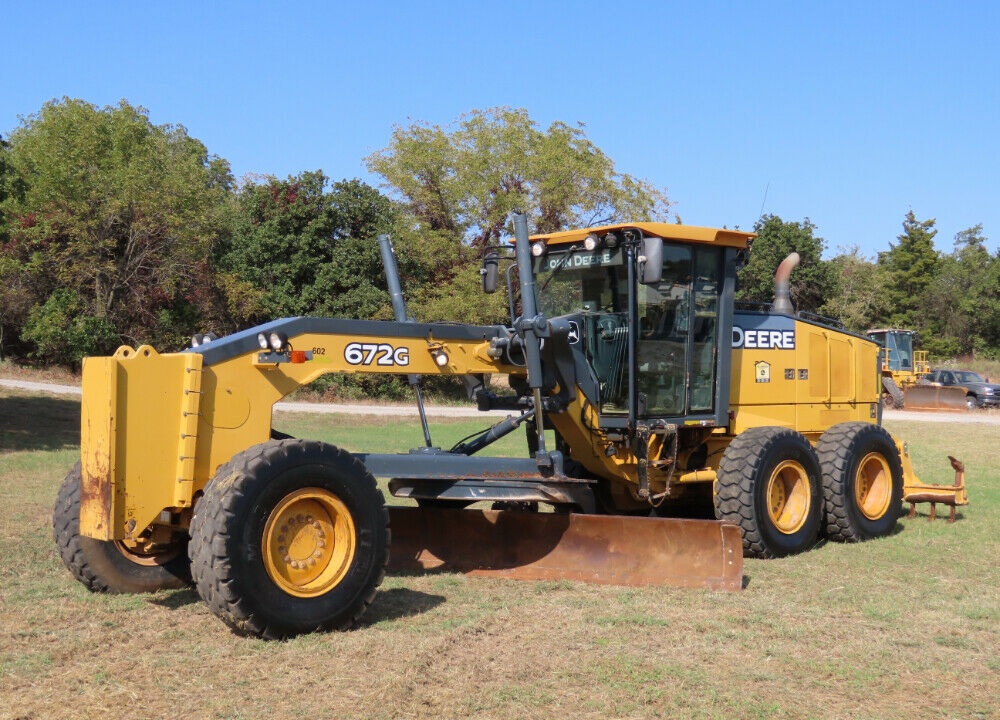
[855,452,892,521]
[113,541,182,567]
[262,488,356,598]
[766,460,811,534]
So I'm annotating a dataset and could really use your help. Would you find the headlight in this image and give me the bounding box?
[530,241,546,257]
[268,332,288,352]
[257,332,270,350]
[191,332,218,347]
[430,347,449,367]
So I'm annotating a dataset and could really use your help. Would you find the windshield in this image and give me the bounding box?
[534,247,626,316]
[953,371,985,384]
[873,332,914,371]
[534,244,724,417]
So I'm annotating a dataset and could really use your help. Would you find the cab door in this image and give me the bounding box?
[633,245,726,418]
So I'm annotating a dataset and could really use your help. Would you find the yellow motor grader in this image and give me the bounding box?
[54,214,943,638]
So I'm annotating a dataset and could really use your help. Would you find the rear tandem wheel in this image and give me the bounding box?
[188,439,389,639]
[816,422,904,542]
[714,427,823,558]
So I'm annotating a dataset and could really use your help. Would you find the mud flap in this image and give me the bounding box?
[387,507,744,591]
[901,386,969,411]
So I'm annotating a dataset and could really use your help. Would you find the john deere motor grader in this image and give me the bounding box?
[55,214,937,639]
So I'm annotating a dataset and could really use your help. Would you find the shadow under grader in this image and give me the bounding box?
[359,588,447,625]
[900,509,967,524]
[147,585,448,626]
[148,587,200,610]
[0,394,80,452]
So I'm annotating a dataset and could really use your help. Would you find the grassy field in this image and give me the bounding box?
[0,387,997,720]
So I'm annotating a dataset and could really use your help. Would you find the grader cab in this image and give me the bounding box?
[55,213,948,639]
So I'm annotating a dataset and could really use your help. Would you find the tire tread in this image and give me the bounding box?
[189,439,389,639]
[52,464,190,593]
[816,421,903,542]
[715,426,822,559]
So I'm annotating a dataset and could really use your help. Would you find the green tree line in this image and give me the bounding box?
[1,98,997,367]
[738,213,1000,358]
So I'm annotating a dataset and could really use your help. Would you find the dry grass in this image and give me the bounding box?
[0,389,997,720]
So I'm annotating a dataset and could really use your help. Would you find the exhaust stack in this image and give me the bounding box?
[772,252,800,316]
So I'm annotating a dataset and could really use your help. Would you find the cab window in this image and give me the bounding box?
[634,246,723,416]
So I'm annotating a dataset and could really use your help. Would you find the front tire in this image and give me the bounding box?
[714,427,823,558]
[816,422,903,542]
[53,465,191,593]
[188,439,389,639]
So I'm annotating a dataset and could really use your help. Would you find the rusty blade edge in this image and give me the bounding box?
[901,386,970,411]
[386,507,744,592]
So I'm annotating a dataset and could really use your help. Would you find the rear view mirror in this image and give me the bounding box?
[640,237,663,284]
[481,252,499,293]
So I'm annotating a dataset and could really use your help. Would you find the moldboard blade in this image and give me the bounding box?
[902,385,970,411]
[387,507,743,591]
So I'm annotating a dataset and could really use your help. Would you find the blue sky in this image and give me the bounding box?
[4,1,998,258]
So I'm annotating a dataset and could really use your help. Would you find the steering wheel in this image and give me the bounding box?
[597,314,624,341]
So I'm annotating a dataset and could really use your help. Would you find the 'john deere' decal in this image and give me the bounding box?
[732,314,796,350]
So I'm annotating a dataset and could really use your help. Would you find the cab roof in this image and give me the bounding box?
[527,222,756,249]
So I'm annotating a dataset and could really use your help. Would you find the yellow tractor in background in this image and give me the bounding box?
[865,328,967,410]
[54,213,950,639]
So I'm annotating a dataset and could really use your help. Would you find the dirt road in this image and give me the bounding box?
[0,378,506,418]
[3,377,998,424]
